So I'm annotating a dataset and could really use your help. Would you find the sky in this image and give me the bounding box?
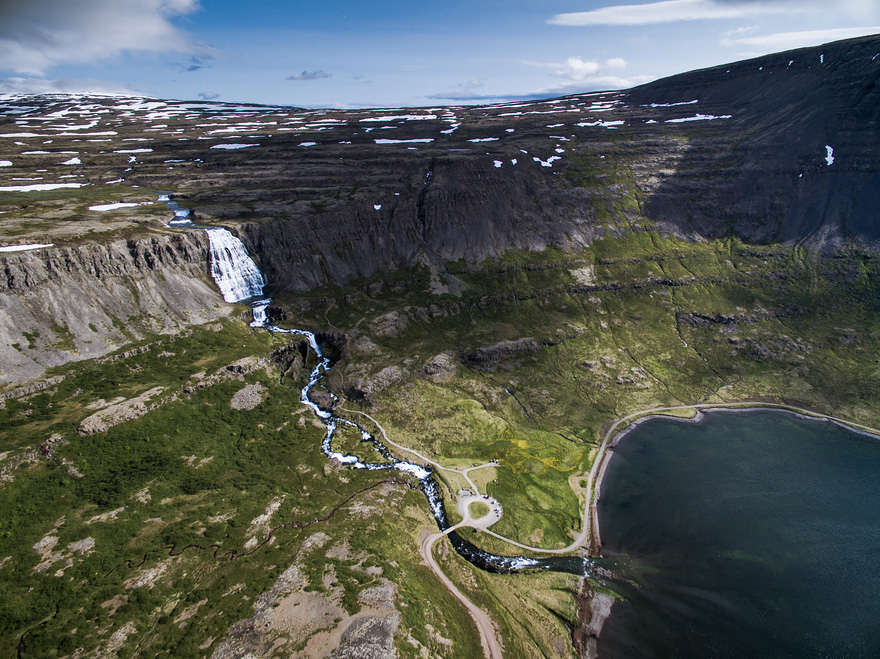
[1,0,879,108]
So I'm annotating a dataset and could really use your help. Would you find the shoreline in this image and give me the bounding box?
[587,402,880,556]
[584,401,880,659]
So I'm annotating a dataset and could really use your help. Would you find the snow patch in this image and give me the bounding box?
[361,114,437,122]
[89,202,152,211]
[644,100,698,108]
[374,138,434,144]
[533,156,561,167]
[577,119,624,128]
[665,114,732,123]
[210,143,258,149]
[0,183,86,192]
[825,145,835,166]
[0,243,54,253]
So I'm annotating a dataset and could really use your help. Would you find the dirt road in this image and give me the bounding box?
[419,527,504,659]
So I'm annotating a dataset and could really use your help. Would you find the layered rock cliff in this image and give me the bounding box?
[0,233,229,384]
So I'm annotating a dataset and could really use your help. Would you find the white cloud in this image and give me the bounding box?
[505,56,655,97]
[549,56,628,81]
[0,76,141,95]
[287,70,333,81]
[550,0,796,26]
[722,25,759,38]
[721,26,880,51]
[0,0,207,76]
[524,56,636,86]
[537,75,654,96]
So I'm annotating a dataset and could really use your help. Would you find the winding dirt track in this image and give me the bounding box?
[419,526,503,659]
[344,408,496,491]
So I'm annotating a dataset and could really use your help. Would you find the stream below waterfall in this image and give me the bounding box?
[159,193,592,576]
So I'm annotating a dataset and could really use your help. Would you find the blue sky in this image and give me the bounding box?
[1,0,879,107]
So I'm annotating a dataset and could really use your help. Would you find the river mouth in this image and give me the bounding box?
[596,409,880,658]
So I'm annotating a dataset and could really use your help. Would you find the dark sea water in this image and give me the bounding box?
[596,409,880,659]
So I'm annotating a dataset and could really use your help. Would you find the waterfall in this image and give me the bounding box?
[206,228,265,304]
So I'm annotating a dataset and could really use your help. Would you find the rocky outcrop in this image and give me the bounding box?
[0,233,230,385]
[78,386,166,435]
[423,352,457,383]
[462,338,540,364]
[230,383,267,411]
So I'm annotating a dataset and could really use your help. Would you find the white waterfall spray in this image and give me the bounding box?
[206,228,265,304]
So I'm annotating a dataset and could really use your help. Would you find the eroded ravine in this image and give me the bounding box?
[191,207,588,570]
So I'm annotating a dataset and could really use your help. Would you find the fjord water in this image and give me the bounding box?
[597,410,880,659]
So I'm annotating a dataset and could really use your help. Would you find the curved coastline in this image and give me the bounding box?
[587,402,880,556]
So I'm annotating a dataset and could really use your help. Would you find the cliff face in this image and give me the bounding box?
[243,155,606,291]
[0,233,230,384]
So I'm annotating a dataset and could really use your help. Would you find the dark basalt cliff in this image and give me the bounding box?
[0,233,209,293]
[0,233,229,384]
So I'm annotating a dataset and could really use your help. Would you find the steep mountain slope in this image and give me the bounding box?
[628,35,880,246]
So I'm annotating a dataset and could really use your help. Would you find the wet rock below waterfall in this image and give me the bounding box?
[307,388,336,411]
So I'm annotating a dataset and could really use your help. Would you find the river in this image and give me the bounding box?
[162,193,591,576]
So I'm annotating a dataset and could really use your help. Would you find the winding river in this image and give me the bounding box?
[162,193,590,576]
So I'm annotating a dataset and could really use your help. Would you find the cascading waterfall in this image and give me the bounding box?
[166,190,591,575]
[205,228,270,327]
[207,228,265,303]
